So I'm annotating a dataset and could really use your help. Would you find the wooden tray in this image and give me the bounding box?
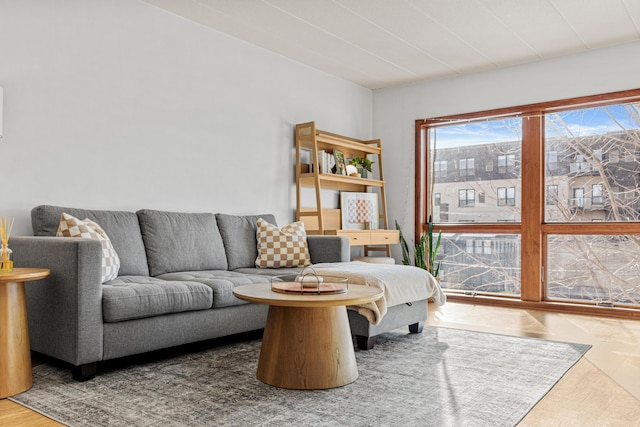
[271,282,348,295]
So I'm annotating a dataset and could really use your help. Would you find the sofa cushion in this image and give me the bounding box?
[216,213,277,270]
[157,270,271,308]
[31,205,149,276]
[56,213,121,283]
[102,276,213,323]
[255,218,311,268]
[137,210,228,276]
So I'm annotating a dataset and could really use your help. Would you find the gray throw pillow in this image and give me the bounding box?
[137,209,228,276]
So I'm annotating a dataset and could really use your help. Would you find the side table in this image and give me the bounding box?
[0,268,50,398]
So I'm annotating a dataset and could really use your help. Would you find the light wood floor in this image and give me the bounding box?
[1,302,639,426]
[428,302,640,426]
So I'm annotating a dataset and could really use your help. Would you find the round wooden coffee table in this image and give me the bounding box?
[233,283,383,390]
[0,268,50,398]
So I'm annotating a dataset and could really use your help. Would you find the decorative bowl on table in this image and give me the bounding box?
[271,268,348,295]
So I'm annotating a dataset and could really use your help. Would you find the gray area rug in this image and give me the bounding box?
[12,326,590,427]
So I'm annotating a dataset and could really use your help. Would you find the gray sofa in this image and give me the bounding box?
[11,205,350,381]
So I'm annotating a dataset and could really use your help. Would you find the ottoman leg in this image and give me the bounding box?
[355,335,377,350]
[409,322,424,334]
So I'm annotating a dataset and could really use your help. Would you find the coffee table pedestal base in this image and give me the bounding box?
[257,305,357,389]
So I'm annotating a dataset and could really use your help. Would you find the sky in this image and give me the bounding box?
[433,102,640,148]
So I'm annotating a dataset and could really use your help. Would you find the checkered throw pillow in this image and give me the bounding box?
[255,218,311,268]
[56,213,121,283]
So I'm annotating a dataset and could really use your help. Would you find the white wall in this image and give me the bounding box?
[373,40,640,259]
[0,0,372,235]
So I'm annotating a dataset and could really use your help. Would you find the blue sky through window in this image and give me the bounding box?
[432,102,640,148]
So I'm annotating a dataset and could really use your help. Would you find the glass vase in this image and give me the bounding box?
[0,243,13,272]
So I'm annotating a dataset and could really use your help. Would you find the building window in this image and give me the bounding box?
[498,154,515,173]
[497,187,516,206]
[594,149,603,161]
[572,188,584,207]
[547,151,558,171]
[624,150,635,163]
[478,193,485,203]
[609,149,619,163]
[485,159,494,172]
[465,239,492,254]
[592,184,603,205]
[570,155,590,173]
[546,185,558,205]
[434,193,441,206]
[458,189,475,207]
[459,158,475,176]
[434,160,447,178]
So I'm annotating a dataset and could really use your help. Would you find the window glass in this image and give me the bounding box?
[439,233,520,296]
[430,118,522,223]
[547,234,640,306]
[545,102,640,222]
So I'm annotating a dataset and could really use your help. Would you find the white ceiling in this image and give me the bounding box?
[143,0,640,89]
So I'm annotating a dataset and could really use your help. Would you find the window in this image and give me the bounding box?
[497,187,515,206]
[594,149,603,161]
[498,155,515,174]
[427,118,522,224]
[570,155,590,173]
[485,159,494,172]
[418,89,640,315]
[458,189,475,207]
[572,188,584,208]
[459,158,475,176]
[610,150,619,163]
[434,160,448,178]
[547,151,558,171]
[624,150,635,163]
[592,184,603,205]
[546,185,558,205]
[435,193,441,206]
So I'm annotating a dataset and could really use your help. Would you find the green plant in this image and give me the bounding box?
[348,156,374,172]
[395,219,411,266]
[395,216,441,279]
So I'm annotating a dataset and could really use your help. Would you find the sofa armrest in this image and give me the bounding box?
[10,236,104,366]
[307,235,350,263]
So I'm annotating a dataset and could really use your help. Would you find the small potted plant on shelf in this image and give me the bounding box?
[348,156,374,178]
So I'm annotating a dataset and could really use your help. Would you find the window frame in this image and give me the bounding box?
[415,88,640,321]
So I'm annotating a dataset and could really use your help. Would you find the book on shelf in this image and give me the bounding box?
[308,149,338,174]
[317,150,336,173]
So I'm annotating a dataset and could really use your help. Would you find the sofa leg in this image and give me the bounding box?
[72,362,98,382]
[408,322,424,334]
[355,335,377,350]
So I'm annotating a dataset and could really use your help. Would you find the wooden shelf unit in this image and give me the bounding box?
[295,121,398,256]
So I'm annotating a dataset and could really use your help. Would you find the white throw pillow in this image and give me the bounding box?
[255,218,311,268]
[56,213,120,283]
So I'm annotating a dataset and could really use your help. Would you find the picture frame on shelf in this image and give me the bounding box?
[333,150,347,175]
[340,192,378,230]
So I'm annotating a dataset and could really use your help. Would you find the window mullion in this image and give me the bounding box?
[521,113,543,302]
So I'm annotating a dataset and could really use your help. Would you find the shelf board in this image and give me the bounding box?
[314,133,382,156]
[299,173,384,189]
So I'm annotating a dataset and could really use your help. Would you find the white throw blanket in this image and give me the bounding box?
[312,261,446,325]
